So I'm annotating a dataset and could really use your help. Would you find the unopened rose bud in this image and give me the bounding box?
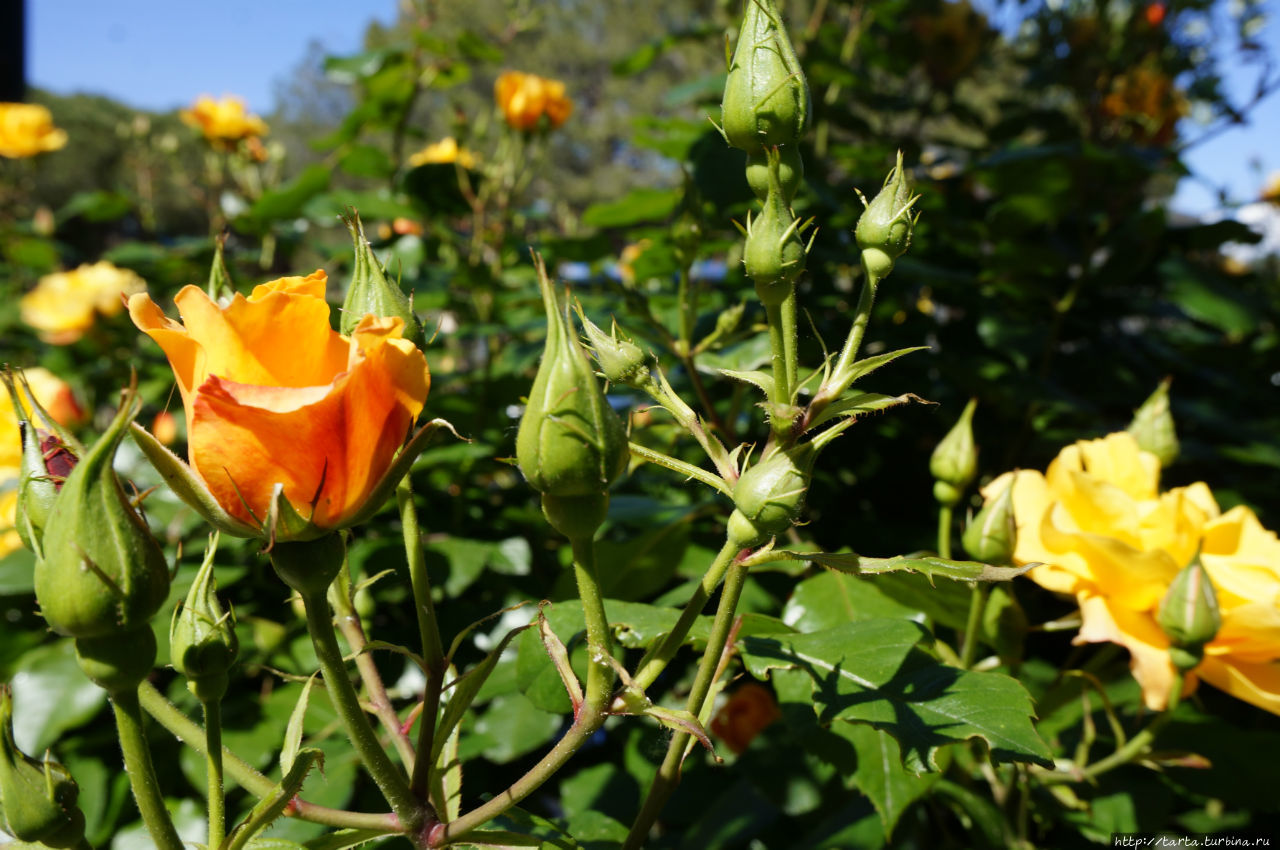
[1128,379,1178,468]
[0,687,86,848]
[1157,560,1221,671]
[207,232,236,306]
[578,309,649,387]
[721,0,810,152]
[931,399,978,507]
[170,535,239,702]
[855,152,920,280]
[962,480,1015,565]
[732,442,816,543]
[341,212,424,349]
[744,150,808,306]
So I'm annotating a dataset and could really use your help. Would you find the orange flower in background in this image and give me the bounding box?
[494,71,573,132]
[128,272,430,535]
[1100,65,1188,146]
[407,137,478,170]
[1,368,83,558]
[21,261,147,344]
[987,432,1280,715]
[0,103,67,158]
[180,95,268,145]
[711,682,782,753]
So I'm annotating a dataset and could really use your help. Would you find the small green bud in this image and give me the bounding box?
[517,257,629,502]
[930,399,978,507]
[35,388,170,642]
[0,687,86,848]
[207,232,236,306]
[341,212,425,348]
[733,443,816,539]
[1157,560,1221,672]
[721,0,810,152]
[170,534,239,702]
[746,146,803,205]
[1128,378,1178,468]
[744,155,808,306]
[2,371,80,556]
[577,309,649,387]
[855,151,920,280]
[962,481,1016,565]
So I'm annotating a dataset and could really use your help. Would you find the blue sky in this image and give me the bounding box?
[26,0,1280,215]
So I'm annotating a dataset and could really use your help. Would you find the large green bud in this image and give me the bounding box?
[341,212,425,348]
[962,480,1015,565]
[732,442,816,544]
[34,388,170,643]
[170,534,239,702]
[0,687,86,848]
[517,257,628,536]
[930,399,978,507]
[855,152,920,280]
[744,150,808,306]
[1128,379,1179,468]
[721,0,810,152]
[1157,560,1221,672]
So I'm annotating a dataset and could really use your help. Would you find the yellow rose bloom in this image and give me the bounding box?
[494,71,573,132]
[0,103,67,158]
[988,431,1280,715]
[407,137,478,170]
[21,262,147,345]
[180,95,268,145]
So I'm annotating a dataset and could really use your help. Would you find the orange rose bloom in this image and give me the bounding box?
[180,95,268,145]
[128,272,429,533]
[494,71,573,132]
[0,103,67,158]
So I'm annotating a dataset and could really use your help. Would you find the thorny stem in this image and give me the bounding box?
[627,441,733,497]
[638,371,737,483]
[113,688,184,850]
[136,682,399,832]
[203,698,226,850]
[937,504,953,560]
[400,477,449,809]
[624,557,753,849]
[808,261,879,427]
[960,582,990,670]
[765,300,794,444]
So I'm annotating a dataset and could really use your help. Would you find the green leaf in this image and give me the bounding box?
[227,748,325,850]
[324,48,400,84]
[581,188,679,229]
[338,145,395,180]
[718,368,775,398]
[783,570,922,633]
[838,723,938,837]
[758,548,1035,583]
[474,692,562,763]
[809,392,924,430]
[0,547,36,595]
[240,164,332,231]
[740,619,1054,772]
[55,190,132,224]
[430,536,532,597]
[281,673,317,775]
[842,346,930,384]
[434,624,529,762]
[456,30,503,62]
[8,639,107,752]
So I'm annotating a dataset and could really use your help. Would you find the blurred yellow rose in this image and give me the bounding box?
[988,431,1280,715]
[407,137,478,170]
[494,71,573,132]
[1,368,83,558]
[180,95,268,145]
[21,262,148,344]
[0,103,67,158]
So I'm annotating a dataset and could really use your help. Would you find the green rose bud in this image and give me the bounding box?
[207,231,236,306]
[0,687,86,848]
[517,257,628,531]
[744,151,808,306]
[855,151,920,280]
[962,481,1016,565]
[721,0,810,152]
[1,371,80,556]
[732,442,816,541]
[930,399,978,507]
[577,309,649,388]
[34,388,170,643]
[1157,560,1221,672]
[746,146,803,205]
[341,211,425,349]
[170,534,239,702]
[1128,378,1179,468]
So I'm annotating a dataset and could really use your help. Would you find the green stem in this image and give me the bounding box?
[937,504,953,560]
[677,265,694,356]
[627,537,742,695]
[627,441,732,497]
[298,588,425,828]
[959,582,990,670]
[780,289,799,398]
[430,534,613,846]
[112,688,184,850]
[137,682,398,832]
[813,262,880,422]
[203,698,226,850]
[400,477,449,806]
[624,559,751,849]
[765,300,794,442]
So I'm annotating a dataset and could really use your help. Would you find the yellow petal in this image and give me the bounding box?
[1077,594,1186,710]
[1197,656,1280,716]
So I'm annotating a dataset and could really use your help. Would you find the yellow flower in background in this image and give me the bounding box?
[21,262,147,345]
[0,103,67,158]
[494,71,573,132]
[180,95,268,145]
[987,431,1280,715]
[1,368,83,558]
[407,137,478,170]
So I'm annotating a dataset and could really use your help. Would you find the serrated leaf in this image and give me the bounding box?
[302,830,390,850]
[227,748,325,850]
[538,608,584,711]
[581,188,679,228]
[843,346,929,384]
[282,673,317,775]
[740,620,1054,772]
[837,724,938,837]
[761,548,1035,583]
[434,624,530,762]
[718,368,776,398]
[810,393,924,429]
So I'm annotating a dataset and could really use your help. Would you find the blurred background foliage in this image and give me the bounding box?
[2,0,1279,846]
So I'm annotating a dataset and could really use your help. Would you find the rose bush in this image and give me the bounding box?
[988,431,1280,714]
